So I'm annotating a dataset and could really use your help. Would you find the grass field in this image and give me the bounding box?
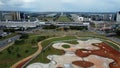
[104,40,120,51]
[64,40,78,44]
[56,16,72,22]
[62,44,70,48]
[28,36,77,64]
[0,35,48,68]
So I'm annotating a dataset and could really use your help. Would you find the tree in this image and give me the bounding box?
[16,53,21,58]
[31,39,36,45]
[36,36,46,42]
[7,48,11,54]
[115,29,120,36]
[15,39,25,45]
[0,36,2,39]
[25,50,29,53]
[20,34,29,39]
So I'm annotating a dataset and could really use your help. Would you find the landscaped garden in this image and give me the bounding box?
[56,16,72,22]
[28,36,77,64]
[26,36,120,68]
[62,44,70,48]
[0,34,48,68]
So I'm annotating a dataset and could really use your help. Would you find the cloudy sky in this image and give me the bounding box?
[0,0,120,12]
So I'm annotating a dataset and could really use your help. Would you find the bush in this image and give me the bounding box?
[42,25,58,29]
[62,45,70,48]
[7,48,11,54]
[70,26,88,30]
[115,29,120,36]
[36,36,46,42]
[3,28,15,33]
[14,39,25,45]
[0,36,2,39]
[16,53,21,58]
[31,39,37,45]
[25,50,29,53]
[20,34,29,39]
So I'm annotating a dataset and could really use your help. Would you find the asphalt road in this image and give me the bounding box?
[107,37,120,44]
[0,35,21,48]
[89,27,120,44]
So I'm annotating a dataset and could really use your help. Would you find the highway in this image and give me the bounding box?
[89,26,120,45]
[0,35,20,48]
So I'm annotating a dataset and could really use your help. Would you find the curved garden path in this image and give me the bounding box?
[10,42,42,68]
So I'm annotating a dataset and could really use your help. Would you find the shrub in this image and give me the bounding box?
[14,39,25,45]
[16,53,21,58]
[25,50,29,53]
[20,34,29,39]
[115,29,120,36]
[42,25,58,29]
[62,45,70,48]
[36,36,46,42]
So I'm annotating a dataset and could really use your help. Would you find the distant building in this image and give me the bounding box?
[78,17,91,22]
[0,11,2,21]
[103,14,110,21]
[0,21,45,28]
[46,13,56,17]
[3,11,21,21]
[116,11,120,22]
[61,12,64,16]
[4,13,13,21]
[71,14,91,22]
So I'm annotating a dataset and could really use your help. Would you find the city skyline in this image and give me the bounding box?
[0,0,120,12]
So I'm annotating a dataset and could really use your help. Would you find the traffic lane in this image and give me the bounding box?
[107,37,120,44]
[0,35,20,48]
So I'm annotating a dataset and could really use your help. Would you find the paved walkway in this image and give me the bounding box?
[10,42,42,68]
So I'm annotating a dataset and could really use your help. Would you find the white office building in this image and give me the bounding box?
[116,11,120,22]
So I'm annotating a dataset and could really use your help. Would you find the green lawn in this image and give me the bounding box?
[104,40,120,51]
[64,40,78,44]
[56,16,72,22]
[28,36,77,64]
[41,36,77,48]
[62,44,70,48]
[0,35,47,68]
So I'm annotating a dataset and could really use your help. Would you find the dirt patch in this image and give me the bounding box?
[75,43,120,68]
[72,61,94,67]
[16,58,31,68]
[56,67,63,68]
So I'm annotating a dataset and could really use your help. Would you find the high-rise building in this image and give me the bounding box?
[116,11,120,22]
[3,11,21,21]
[4,13,13,21]
[103,14,110,21]
[12,12,21,20]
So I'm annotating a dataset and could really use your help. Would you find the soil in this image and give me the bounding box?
[72,61,94,67]
[75,43,120,68]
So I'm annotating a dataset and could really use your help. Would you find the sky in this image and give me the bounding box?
[0,0,120,12]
